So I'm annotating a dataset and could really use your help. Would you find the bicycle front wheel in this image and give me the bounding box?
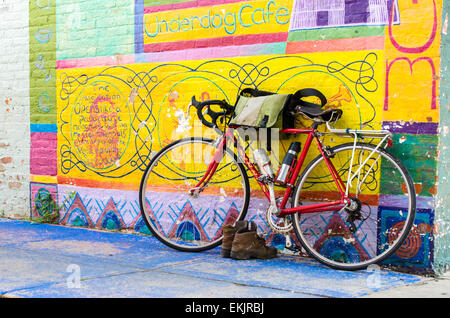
[292,143,416,270]
[139,137,250,252]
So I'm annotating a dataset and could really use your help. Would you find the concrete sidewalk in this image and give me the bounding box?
[0,218,448,298]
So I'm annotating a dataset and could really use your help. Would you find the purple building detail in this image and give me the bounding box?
[289,0,400,31]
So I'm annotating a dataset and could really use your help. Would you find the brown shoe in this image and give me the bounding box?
[230,221,277,260]
[221,220,248,258]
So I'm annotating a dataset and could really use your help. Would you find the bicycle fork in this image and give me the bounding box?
[188,137,227,197]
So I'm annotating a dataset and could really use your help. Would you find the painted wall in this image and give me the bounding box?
[435,0,450,274]
[21,0,448,274]
[0,1,30,218]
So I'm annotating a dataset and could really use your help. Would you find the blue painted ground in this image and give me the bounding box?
[0,218,423,298]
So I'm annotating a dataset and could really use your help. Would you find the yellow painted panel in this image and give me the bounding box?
[57,50,384,187]
[383,0,442,122]
[143,0,293,44]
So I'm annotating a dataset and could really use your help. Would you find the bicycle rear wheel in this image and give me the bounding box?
[292,143,416,270]
[139,137,250,252]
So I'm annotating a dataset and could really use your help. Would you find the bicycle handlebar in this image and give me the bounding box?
[190,96,234,129]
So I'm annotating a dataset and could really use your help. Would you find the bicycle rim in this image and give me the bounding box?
[139,137,250,252]
[292,143,416,270]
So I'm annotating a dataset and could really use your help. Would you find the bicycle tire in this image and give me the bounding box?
[291,142,416,270]
[139,137,250,252]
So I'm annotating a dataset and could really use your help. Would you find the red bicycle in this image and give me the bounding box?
[139,92,416,270]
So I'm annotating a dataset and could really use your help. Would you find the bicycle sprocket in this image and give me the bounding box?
[265,205,293,234]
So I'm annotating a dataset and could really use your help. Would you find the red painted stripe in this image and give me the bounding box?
[56,55,135,69]
[56,175,272,198]
[144,32,288,53]
[58,176,139,191]
[144,0,245,14]
[286,36,385,54]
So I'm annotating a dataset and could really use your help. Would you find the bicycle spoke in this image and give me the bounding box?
[292,143,415,270]
[139,138,249,252]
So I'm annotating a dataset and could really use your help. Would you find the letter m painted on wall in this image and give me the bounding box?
[384,57,437,112]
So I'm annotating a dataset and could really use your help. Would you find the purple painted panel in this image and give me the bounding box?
[344,0,369,24]
[317,11,329,26]
[289,0,400,30]
[382,121,438,135]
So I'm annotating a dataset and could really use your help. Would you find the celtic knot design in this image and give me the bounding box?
[58,54,379,179]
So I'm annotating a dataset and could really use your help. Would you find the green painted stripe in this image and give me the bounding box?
[30,0,56,124]
[246,42,287,55]
[287,25,385,42]
[144,0,190,6]
[381,134,438,198]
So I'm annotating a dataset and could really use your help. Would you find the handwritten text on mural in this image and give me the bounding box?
[144,0,291,43]
[71,82,130,170]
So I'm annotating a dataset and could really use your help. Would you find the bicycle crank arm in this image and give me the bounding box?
[267,181,280,217]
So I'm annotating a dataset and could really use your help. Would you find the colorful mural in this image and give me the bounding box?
[26,0,447,273]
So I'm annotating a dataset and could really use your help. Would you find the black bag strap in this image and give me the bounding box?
[291,88,327,109]
[239,87,327,108]
[239,87,275,97]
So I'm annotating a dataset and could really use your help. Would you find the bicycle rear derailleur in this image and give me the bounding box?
[345,198,365,234]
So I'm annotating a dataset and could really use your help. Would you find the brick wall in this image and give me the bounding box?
[0,0,30,218]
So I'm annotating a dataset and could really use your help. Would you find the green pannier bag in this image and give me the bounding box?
[230,93,291,128]
[229,88,293,129]
[229,88,327,150]
[229,87,328,130]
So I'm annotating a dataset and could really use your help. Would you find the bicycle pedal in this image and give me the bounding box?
[285,243,299,252]
[283,243,302,255]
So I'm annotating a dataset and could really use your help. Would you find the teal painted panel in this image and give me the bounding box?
[56,0,135,60]
[385,134,438,198]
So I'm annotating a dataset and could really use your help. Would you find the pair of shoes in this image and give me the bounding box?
[221,220,248,258]
[221,220,277,260]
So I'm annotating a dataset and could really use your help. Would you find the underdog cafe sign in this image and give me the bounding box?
[143,0,292,44]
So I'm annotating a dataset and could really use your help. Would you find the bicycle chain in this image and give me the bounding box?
[265,205,293,234]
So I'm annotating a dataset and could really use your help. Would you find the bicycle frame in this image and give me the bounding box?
[276,128,348,216]
[190,127,348,217]
[141,97,414,268]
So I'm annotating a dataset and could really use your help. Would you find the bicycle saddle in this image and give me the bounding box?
[286,88,342,123]
[295,105,343,123]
